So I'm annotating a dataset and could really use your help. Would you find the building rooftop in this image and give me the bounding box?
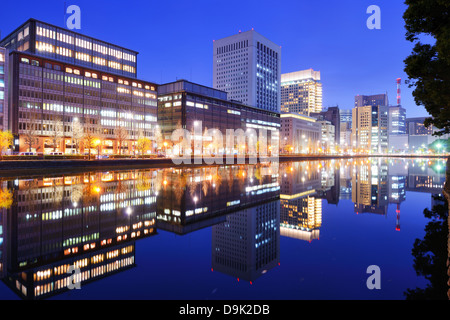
[0,18,139,54]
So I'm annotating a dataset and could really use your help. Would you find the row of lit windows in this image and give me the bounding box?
[37,26,136,63]
[20,56,152,90]
[36,43,135,73]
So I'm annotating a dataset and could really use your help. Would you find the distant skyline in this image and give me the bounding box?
[0,0,429,118]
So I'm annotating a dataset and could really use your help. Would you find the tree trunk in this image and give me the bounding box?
[442,156,450,300]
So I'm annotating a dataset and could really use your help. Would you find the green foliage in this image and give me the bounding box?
[404,0,450,135]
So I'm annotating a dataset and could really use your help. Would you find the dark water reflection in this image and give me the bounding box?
[0,158,447,300]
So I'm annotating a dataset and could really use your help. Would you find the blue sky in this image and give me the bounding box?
[0,0,429,117]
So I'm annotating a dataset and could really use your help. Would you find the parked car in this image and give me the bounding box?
[19,152,36,156]
[48,152,63,155]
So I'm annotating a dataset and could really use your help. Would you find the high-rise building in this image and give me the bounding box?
[0,19,138,78]
[352,104,389,153]
[354,93,388,108]
[281,69,322,116]
[213,30,281,112]
[389,105,407,135]
[0,47,7,131]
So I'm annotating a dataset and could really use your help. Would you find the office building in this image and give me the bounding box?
[352,105,389,154]
[317,120,335,154]
[0,18,158,155]
[339,109,352,149]
[157,80,280,155]
[389,105,406,135]
[8,52,157,154]
[0,19,138,78]
[279,113,321,154]
[311,106,340,146]
[354,93,388,108]
[340,109,352,127]
[406,117,434,135]
[0,47,7,131]
[213,30,281,112]
[281,69,322,116]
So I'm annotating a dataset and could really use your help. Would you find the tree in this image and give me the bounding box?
[404,194,449,299]
[23,110,41,153]
[83,115,101,160]
[72,117,84,154]
[136,136,152,158]
[115,119,129,155]
[0,187,13,209]
[154,125,164,153]
[49,114,64,153]
[403,0,450,136]
[0,130,13,159]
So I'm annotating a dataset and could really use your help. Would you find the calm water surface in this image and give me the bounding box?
[0,158,447,300]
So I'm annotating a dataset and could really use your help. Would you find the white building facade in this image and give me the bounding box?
[213,30,281,113]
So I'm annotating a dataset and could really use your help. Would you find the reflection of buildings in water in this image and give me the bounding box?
[211,200,280,282]
[0,171,158,299]
[352,159,389,215]
[157,165,280,235]
[406,161,445,194]
[339,161,352,200]
[280,162,323,242]
[280,195,322,242]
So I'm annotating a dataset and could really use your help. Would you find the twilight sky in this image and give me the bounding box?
[0,0,430,117]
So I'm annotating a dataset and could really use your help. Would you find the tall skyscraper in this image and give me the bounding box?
[280,69,322,116]
[213,30,281,112]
